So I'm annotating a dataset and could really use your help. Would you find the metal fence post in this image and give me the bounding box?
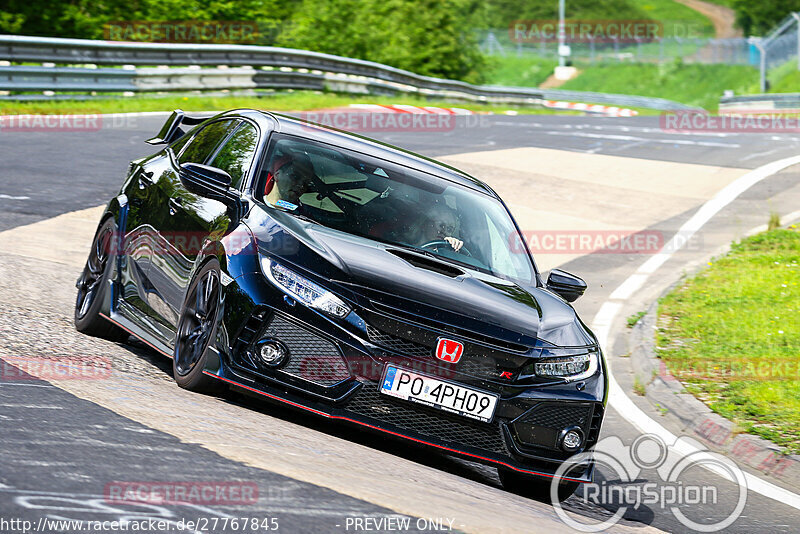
[793,13,800,70]
[750,38,768,92]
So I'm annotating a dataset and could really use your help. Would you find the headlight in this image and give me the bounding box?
[534,351,599,381]
[262,258,351,318]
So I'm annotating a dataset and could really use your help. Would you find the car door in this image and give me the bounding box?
[147,119,261,340]
[119,135,190,322]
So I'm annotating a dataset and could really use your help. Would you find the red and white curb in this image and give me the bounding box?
[348,104,476,115]
[543,100,638,117]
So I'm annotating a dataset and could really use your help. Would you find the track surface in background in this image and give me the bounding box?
[1,112,799,533]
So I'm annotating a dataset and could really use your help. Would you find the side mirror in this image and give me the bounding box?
[179,163,243,221]
[546,269,587,302]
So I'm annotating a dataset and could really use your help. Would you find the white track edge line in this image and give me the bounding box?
[592,154,800,510]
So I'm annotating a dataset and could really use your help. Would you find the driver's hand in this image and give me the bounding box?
[444,236,463,252]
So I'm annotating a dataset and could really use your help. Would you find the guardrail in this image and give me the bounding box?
[0,34,696,110]
[719,93,800,111]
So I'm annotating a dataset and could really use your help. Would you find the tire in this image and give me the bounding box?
[75,217,127,342]
[173,259,226,393]
[498,468,580,502]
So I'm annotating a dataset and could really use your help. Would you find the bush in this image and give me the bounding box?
[277,0,487,83]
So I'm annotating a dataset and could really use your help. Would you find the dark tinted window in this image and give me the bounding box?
[178,120,238,165]
[209,123,259,190]
[258,136,534,283]
[169,130,191,154]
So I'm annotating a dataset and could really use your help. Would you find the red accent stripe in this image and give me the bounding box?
[203,371,586,482]
[101,312,586,482]
[100,312,173,359]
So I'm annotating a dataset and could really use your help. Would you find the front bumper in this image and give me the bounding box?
[210,274,607,483]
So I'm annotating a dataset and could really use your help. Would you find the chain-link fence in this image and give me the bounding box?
[480,16,800,70]
[747,13,800,90]
[480,30,754,65]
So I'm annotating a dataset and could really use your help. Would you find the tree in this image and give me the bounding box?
[731,0,800,36]
[278,0,485,82]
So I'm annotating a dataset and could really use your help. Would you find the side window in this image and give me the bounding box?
[178,120,238,166]
[209,123,259,190]
[169,130,191,154]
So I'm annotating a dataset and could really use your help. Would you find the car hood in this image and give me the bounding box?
[247,208,595,348]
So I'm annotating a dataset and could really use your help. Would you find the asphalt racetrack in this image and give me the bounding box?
[1,112,799,533]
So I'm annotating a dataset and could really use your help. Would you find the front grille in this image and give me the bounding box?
[370,301,530,353]
[520,403,593,430]
[365,324,431,358]
[345,383,508,454]
[456,357,497,378]
[366,324,511,381]
[512,401,595,452]
[260,316,351,386]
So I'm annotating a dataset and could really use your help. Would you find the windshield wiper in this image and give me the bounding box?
[389,243,478,271]
[389,243,440,260]
[273,206,317,224]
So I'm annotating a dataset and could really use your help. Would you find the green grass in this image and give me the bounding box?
[636,0,715,37]
[627,310,647,328]
[657,227,800,453]
[768,62,800,94]
[633,376,646,396]
[484,56,558,89]
[558,61,759,110]
[0,91,579,116]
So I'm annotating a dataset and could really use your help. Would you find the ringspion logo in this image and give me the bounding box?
[552,434,747,532]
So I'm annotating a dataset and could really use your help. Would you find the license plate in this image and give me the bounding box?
[379,366,498,423]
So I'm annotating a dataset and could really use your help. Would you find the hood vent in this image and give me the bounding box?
[387,248,464,278]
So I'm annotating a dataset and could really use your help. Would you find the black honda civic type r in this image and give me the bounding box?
[75,109,607,500]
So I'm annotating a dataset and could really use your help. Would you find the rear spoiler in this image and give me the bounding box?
[145,109,211,145]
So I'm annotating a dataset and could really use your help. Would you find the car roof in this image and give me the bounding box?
[213,108,497,197]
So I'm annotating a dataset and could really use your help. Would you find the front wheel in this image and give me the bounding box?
[74,217,127,341]
[173,260,225,393]
[498,468,580,502]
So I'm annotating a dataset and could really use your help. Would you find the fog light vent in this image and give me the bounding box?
[255,339,288,368]
[559,426,584,452]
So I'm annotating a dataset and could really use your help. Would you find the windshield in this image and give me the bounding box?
[256,135,534,283]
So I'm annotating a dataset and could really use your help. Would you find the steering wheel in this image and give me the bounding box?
[420,240,473,258]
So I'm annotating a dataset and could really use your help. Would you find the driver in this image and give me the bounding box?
[263,151,316,206]
[416,201,464,252]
